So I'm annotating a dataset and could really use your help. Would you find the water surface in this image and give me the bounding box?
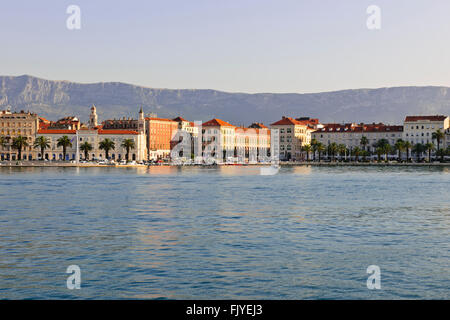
[0,166,449,299]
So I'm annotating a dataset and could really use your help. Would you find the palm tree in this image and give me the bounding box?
[327,142,338,161]
[404,141,412,163]
[301,144,312,162]
[394,139,405,162]
[11,136,29,161]
[1,135,10,160]
[80,141,93,160]
[360,136,369,151]
[121,139,136,162]
[352,146,361,162]
[337,144,347,161]
[436,149,446,162]
[316,142,326,162]
[432,129,444,151]
[33,136,50,160]
[412,143,425,162]
[99,138,115,160]
[375,147,383,162]
[374,139,391,162]
[57,136,72,161]
[424,142,435,162]
[311,139,318,161]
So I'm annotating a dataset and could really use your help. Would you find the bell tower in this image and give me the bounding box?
[89,105,98,129]
[138,107,145,134]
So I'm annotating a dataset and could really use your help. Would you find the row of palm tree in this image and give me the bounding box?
[302,133,449,163]
[1,135,136,161]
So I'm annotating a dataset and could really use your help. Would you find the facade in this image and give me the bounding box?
[201,118,271,163]
[0,110,39,161]
[35,107,147,161]
[36,129,147,161]
[445,128,450,150]
[102,117,138,130]
[145,117,179,160]
[403,115,450,146]
[270,117,311,160]
[312,123,403,153]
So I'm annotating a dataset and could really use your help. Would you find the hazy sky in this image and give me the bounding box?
[2,0,450,93]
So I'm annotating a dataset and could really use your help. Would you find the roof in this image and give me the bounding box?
[202,118,235,127]
[404,115,448,122]
[38,129,76,134]
[145,117,177,123]
[98,129,138,135]
[313,123,403,133]
[270,117,306,126]
[172,116,189,122]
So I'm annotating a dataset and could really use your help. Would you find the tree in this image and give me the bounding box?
[121,139,136,162]
[99,138,115,160]
[352,147,361,162]
[412,143,425,162]
[311,138,318,161]
[301,144,312,162]
[424,142,435,163]
[404,141,412,163]
[360,136,369,152]
[374,139,391,162]
[80,141,93,160]
[327,143,338,161]
[316,142,326,162]
[436,149,446,163]
[33,136,50,160]
[394,139,405,162]
[337,144,347,161]
[432,129,444,151]
[11,136,29,160]
[57,136,72,161]
[0,135,10,159]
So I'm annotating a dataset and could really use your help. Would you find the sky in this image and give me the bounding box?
[2,0,450,93]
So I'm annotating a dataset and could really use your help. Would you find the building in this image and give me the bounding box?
[200,118,271,163]
[145,116,179,160]
[0,110,39,161]
[35,107,147,161]
[270,117,311,160]
[403,115,450,147]
[312,123,403,153]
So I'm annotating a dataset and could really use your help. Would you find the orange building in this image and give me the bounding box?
[145,117,179,160]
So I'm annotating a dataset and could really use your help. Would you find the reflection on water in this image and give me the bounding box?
[0,166,449,299]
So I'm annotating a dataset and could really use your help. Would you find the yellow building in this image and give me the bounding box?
[0,110,39,161]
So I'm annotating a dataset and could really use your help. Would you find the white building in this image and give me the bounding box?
[403,115,449,146]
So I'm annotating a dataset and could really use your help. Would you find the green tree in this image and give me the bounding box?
[327,143,338,161]
[404,141,412,163]
[80,141,93,160]
[33,136,50,160]
[412,143,425,162]
[374,139,391,162]
[57,136,72,161]
[394,139,405,162]
[316,142,326,162]
[424,142,435,163]
[99,138,115,160]
[121,139,136,161]
[352,146,361,162]
[301,144,312,162]
[11,136,29,160]
[436,149,446,162]
[360,136,369,152]
[337,144,347,161]
[311,138,318,161]
[432,129,444,151]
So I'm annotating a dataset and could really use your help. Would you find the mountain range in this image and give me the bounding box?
[0,75,449,125]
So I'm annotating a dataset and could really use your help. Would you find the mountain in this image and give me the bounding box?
[0,75,449,125]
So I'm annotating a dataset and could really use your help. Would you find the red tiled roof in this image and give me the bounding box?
[38,129,76,134]
[202,118,235,127]
[39,117,50,123]
[270,117,306,126]
[172,116,189,122]
[145,117,177,122]
[404,115,448,122]
[313,123,403,133]
[98,129,138,135]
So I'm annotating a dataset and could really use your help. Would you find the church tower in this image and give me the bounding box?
[138,107,145,134]
[89,105,98,129]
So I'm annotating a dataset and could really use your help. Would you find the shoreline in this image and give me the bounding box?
[1,161,450,167]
